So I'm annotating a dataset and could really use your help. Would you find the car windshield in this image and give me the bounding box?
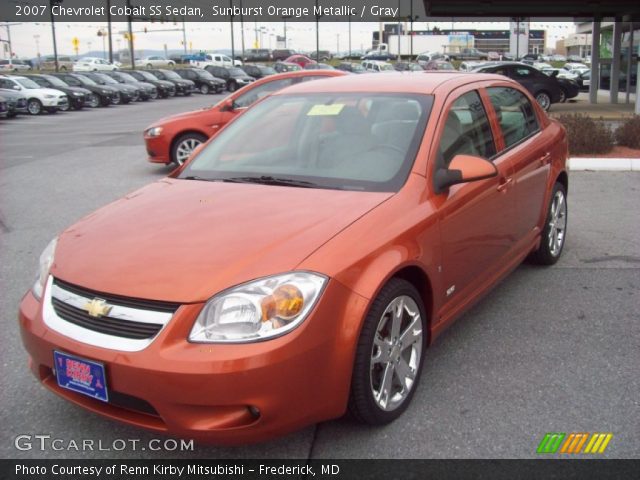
[178,93,433,192]
[159,70,181,80]
[16,78,40,89]
[228,68,245,76]
[41,75,68,87]
[195,70,215,79]
[137,71,158,81]
[116,72,137,82]
[93,73,118,84]
[74,75,96,86]
[260,67,277,75]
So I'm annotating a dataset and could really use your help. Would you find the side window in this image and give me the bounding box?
[438,90,496,167]
[233,78,294,109]
[0,79,10,88]
[487,87,539,149]
[513,67,535,78]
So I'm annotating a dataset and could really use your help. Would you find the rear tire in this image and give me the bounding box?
[535,91,551,111]
[348,278,426,425]
[528,182,568,265]
[228,81,237,92]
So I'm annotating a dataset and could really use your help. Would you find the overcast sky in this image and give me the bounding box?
[4,21,577,58]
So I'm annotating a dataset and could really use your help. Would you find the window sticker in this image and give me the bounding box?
[307,104,345,116]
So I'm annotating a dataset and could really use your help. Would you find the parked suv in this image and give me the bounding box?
[40,55,74,71]
[272,49,296,61]
[25,73,93,110]
[0,59,31,72]
[241,64,277,79]
[51,72,117,107]
[0,88,28,116]
[174,68,225,94]
[0,75,68,114]
[77,72,139,104]
[147,69,195,96]
[103,71,158,100]
[204,66,254,92]
[243,49,273,62]
[124,70,176,98]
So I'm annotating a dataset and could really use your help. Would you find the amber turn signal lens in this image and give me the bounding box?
[273,284,304,319]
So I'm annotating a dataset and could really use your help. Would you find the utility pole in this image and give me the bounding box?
[127,0,135,69]
[2,22,20,59]
[254,21,258,48]
[239,0,245,60]
[229,0,235,61]
[397,0,402,60]
[315,0,321,61]
[182,18,187,54]
[107,0,113,63]
[49,1,60,71]
[337,33,340,56]
[348,15,352,59]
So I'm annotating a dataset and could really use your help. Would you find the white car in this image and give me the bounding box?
[0,75,68,114]
[141,56,175,68]
[361,60,394,72]
[0,59,32,72]
[415,51,450,67]
[541,67,579,81]
[563,62,589,74]
[73,57,118,72]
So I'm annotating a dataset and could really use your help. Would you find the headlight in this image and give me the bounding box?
[73,92,82,96]
[44,94,55,99]
[32,237,57,300]
[189,272,327,343]
[145,126,163,137]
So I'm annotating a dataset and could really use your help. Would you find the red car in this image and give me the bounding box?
[284,54,316,68]
[144,69,346,165]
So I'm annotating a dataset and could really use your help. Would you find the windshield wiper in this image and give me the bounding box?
[225,176,320,188]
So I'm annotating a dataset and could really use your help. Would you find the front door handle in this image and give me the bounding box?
[497,177,513,192]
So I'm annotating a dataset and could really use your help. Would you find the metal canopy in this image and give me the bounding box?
[423,1,640,20]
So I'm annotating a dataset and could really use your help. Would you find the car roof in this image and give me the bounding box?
[275,71,505,95]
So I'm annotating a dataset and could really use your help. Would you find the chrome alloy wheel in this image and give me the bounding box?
[175,137,203,165]
[370,295,423,412]
[535,91,551,111]
[548,189,567,257]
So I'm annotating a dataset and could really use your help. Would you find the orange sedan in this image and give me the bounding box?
[19,73,568,444]
[144,69,346,165]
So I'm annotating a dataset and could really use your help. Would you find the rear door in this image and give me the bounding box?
[433,86,518,318]
[484,85,552,245]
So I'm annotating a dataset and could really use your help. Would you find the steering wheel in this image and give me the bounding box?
[368,143,405,155]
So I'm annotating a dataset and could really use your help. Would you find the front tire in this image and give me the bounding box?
[27,99,42,115]
[200,84,210,94]
[528,182,568,265]
[111,92,121,105]
[171,132,208,166]
[348,278,426,425]
[558,88,567,103]
[228,81,237,92]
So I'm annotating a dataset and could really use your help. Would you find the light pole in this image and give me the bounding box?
[282,15,292,49]
[106,0,113,63]
[239,0,245,60]
[49,0,61,71]
[33,34,40,59]
[229,0,235,62]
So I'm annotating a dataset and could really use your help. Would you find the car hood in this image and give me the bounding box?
[52,179,392,303]
[67,86,92,95]
[29,87,66,96]
[147,107,221,129]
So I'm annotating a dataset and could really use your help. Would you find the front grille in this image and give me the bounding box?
[53,278,180,313]
[52,297,163,339]
[108,390,159,416]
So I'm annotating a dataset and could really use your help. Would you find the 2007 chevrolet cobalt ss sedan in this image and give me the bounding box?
[19,73,568,444]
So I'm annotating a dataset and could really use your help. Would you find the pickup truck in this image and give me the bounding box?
[188,53,241,69]
[449,48,489,61]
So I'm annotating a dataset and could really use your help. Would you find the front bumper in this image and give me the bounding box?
[19,279,365,444]
[144,135,171,164]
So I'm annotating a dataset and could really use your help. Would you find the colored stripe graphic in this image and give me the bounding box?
[584,433,613,454]
[538,433,613,454]
[537,433,566,453]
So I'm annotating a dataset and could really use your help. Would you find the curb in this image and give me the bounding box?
[568,158,640,171]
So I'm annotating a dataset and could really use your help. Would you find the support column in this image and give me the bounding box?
[589,20,600,104]
[626,25,633,104]
[610,22,622,103]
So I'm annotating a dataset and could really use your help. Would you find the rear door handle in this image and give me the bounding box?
[497,177,513,192]
[538,152,552,165]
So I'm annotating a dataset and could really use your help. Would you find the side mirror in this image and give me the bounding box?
[219,98,234,112]
[551,70,559,78]
[434,154,498,194]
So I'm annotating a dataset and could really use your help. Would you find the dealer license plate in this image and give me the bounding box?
[53,351,109,402]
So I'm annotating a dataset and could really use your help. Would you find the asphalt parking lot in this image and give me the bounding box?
[1,97,638,459]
